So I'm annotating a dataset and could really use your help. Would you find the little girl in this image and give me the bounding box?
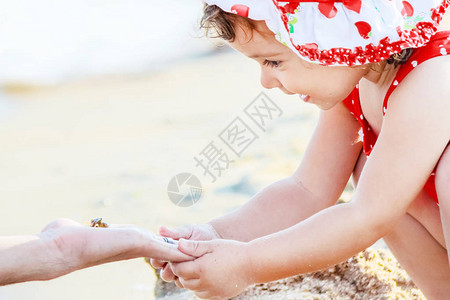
[151,1,450,298]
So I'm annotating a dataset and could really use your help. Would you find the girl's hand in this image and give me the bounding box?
[150,223,222,283]
[170,239,253,299]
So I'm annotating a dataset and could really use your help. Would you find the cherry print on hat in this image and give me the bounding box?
[231,4,249,17]
[303,43,318,49]
[318,2,338,18]
[402,1,414,17]
[318,0,362,18]
[280,2,301,14]
[205,0,450,66]
[354,21,372,39]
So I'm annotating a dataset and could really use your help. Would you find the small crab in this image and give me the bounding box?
[90,218,109,228]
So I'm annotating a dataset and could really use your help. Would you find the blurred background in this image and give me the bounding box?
[0,1,322,299]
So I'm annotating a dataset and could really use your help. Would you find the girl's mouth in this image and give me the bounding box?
[298,94,310,102]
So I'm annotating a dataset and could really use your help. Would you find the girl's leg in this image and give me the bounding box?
[436,144,450,259]
[352,151,450,299]
[382,214,450,299]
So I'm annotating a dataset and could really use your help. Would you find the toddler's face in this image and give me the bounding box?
[229,21,368,110]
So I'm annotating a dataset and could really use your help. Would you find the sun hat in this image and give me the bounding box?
[203,0,450,66]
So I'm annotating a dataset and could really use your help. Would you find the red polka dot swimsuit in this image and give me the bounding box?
[343,31,450,204]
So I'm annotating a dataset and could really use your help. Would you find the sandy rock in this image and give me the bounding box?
[148,248,425,300]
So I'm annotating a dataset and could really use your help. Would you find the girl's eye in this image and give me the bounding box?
[263,60,282,68]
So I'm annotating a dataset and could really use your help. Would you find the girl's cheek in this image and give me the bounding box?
[286,78,310,94]
[281,80,298,93]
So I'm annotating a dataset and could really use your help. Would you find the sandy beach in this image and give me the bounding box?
[0,48,324,299]
[4,2,450,299]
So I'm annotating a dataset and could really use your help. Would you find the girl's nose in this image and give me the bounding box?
[260,69,281,90]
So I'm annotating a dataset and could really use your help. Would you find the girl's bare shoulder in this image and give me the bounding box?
[397,53,450,98]
[390,8,450,107]
[391,54,450,134]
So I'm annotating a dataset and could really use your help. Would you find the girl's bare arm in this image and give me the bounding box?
[246,56,450,282]
[209,101,363,242]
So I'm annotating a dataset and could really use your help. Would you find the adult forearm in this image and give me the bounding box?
[0,226,145,285]
[246,202,391,283]
[0,219,191,286]
[0,234,63,285]
[209,176,332,242]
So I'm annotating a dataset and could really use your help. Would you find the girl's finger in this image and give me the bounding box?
[170,261,200,280]
[149,258,166,269]
[195,291,214,299]
[179,278,201,291]
[149,240,193,262]
[160,264,177,282]
[174,277,184,289]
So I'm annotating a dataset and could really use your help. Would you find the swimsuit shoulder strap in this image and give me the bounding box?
[382,30,450,115]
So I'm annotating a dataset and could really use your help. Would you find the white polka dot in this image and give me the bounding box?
[440,48,447,55]
[360,114,364,120]
[370,145,373,148]
[351,99,354,104]
[358,129,364,140]
[383,107,387,114]
[356,84,359,89]
[411,60,417,67]
[393,80,399,86]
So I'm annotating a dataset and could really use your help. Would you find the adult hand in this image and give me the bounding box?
[170,239,253,299]
[40,219,192,279]
[150,223,221,284]
[0,218,193,285]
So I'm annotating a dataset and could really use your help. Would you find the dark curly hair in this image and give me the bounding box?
[200,4,413,67]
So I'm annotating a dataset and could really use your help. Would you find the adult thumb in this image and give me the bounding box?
[178,239,211,258]
[159,225,191,240]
